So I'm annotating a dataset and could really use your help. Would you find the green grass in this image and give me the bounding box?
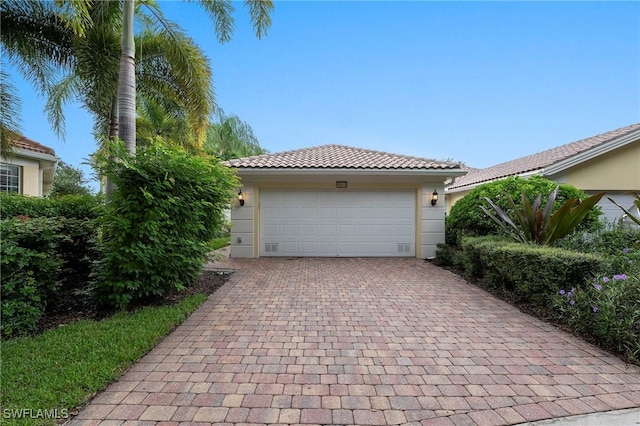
[0,295,206,425]
[210,236,230,250]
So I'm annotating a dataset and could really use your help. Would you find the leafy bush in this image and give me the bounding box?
[1,194,101,338]
[481,186,604,245]
[459,237,603,307]
[446,176,602,244]
[1,217,63,338]
[553,272,640,364]
[93,140,237,309]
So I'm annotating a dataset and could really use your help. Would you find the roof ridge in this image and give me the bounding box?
[224,144,461,170]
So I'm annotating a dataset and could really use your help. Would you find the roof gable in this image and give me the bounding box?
[225,144,461,171]
[447,123,640,190]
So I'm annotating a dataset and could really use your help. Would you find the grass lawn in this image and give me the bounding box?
[210,236,231,250]
[0,295,206,425]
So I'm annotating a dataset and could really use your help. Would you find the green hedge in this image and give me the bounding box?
[459,237,603,307]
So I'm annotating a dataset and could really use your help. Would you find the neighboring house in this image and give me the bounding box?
[0,136,58,197]
[224,144,465,259]
[445,123,640,224]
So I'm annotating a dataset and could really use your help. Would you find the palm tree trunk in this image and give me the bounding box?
[117,0,136,154]
[104,97,119,196]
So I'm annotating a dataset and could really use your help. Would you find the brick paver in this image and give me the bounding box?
[67,258,640,425]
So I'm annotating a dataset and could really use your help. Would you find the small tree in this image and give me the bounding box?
[49,161,92,197]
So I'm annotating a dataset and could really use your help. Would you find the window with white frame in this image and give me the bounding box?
[0,163,21,193]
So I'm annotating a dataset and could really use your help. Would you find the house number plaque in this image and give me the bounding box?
[336,181,348,188]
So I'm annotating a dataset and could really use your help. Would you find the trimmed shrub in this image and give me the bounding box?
[446,176,602,244]
[1,217,63,338]
[459,237,603,307]
[0,194,101,301]
[94,140,238,309]
[0,193,102,220]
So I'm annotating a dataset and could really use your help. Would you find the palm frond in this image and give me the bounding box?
[0,69,22,157]
[197,0,236,43]
[244,0,274,39]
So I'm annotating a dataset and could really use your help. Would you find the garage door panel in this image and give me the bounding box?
[283,207,300,219]
[339,224,357,235]
[282,241,299,255]
[263,224,280,238]
[260,189,415,257]
[300,224,318,236]
[282,224,299,237]
[376,224,396,237]
[301,207,318,219]
[319,224,337,236]
[396,224,414,237]
[263,206,281,219]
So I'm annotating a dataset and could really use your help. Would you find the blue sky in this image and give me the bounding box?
[5,1,640,189]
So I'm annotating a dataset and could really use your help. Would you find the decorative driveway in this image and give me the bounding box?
[68,258,640,425]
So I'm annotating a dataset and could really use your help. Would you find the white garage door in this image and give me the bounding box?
[260,189,415,257]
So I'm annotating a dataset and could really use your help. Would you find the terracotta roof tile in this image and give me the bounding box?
[447,123,640,190]
[15,136,56,156]
[225,144,460,170]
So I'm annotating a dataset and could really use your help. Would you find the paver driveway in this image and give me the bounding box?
[69,258,640,425]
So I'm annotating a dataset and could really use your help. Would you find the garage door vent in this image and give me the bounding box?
[264,243,279,253]
[397,243,411,253]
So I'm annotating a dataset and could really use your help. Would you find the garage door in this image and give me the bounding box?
[260,189,415,257]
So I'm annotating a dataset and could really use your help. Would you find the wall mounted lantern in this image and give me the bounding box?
[238,189,245,206]
[431,190,438,206]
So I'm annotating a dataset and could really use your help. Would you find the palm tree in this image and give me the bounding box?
[205,110,267,160]
[44,23,213,149]
[1,0,273,154]
[115,0,273,153]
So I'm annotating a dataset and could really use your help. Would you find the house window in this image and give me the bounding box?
[0,163,21,194]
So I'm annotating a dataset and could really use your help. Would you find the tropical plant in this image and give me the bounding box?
[480,186,605,245]
[205,109,267,160]
[608,193,640,226]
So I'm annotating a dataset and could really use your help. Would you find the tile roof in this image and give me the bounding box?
[447,123,640,190]
[15,136,56,156]
[225,144,461,170]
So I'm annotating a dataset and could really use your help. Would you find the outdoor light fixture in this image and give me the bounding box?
[431,190,438,206]
[238,189,245,206]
